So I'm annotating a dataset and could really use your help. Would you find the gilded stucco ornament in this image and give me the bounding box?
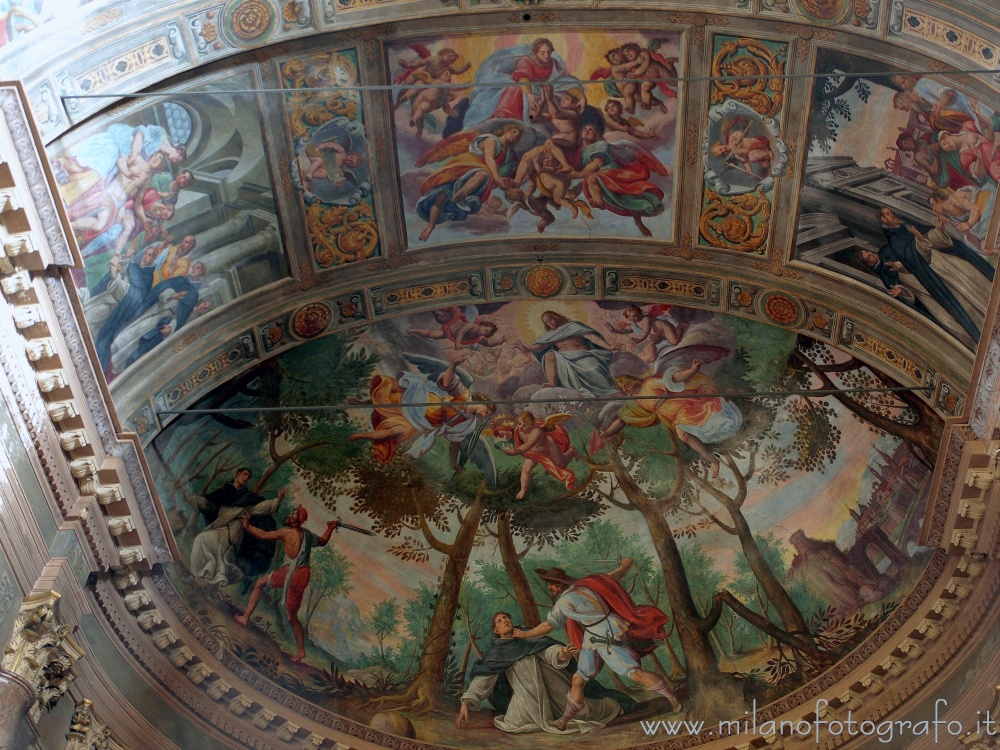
[1,592,85,723]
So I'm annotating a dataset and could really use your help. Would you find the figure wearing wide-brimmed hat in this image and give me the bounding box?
[516,558,682,728]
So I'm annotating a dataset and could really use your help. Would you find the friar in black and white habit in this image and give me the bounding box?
[457,611,635,735]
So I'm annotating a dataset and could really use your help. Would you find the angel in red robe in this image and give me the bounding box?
[503,410,579,499]
[407,306,507,350]
[569,121,669,237]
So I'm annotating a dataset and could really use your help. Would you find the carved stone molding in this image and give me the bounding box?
[1,591,85,724]
[0,87,73,266]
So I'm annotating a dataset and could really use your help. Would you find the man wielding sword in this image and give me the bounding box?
[513,558,682,728]
[235,506,371,662]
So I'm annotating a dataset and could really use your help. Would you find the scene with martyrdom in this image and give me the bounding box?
[152,299,937,747]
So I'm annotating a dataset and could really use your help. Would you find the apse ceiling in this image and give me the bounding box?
[2,0,999,747]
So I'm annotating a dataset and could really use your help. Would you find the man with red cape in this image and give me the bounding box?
[514,559,683,729]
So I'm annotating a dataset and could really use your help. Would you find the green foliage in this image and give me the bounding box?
[370,598,401,664]
[723,317,797,392]
[275,333,380,414]
[371,599,401,641]
[678,543,727,619]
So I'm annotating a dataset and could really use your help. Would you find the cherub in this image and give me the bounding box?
[407,307,506,350]
[604,47,641,114]
[394,46,471,109]
[603,100,656,139]
[606,304,683,362]
[300,140,364,191]
[710,117,774,175]
[599,356,743,478]
[620,42,678,114]
[512,140,590,219]
[407,69,458,136]
[503,410,579,499]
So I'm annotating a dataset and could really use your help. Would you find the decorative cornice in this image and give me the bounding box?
[0,86,74,266]
[43,276,171,562]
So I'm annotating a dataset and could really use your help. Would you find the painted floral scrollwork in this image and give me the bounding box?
[281,52,380,268]
[711,38,787,117]
[699,188,772,252]
[307,203,379,266]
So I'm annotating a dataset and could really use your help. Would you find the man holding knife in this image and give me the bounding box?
[235,504,372,663]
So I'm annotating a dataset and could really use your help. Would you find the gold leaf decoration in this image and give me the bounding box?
[710,38,786,117]
[700,189,771,253]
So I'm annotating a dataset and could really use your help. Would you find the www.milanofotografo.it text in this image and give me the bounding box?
[640,700,999,744]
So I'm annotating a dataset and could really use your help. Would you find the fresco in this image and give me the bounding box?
[700,36,788,253]
[280,48,382,268]
[387,31,682,246]
[149,299,938,746]
[49,71,288,383]
[0,0,95,49]
[799,50,998,350]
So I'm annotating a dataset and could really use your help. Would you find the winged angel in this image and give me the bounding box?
[349,354,497,485]
[502,410,579,500]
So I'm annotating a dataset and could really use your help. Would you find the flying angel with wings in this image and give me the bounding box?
[590,345,741,477]
[349,354,497,486]
[503,409,579,500]
[393,45,471,109]
[413,120,547,241]
[406,305,506,350]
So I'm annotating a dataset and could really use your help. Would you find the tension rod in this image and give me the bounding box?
[61,67,1000,100]
[156,385,932,417]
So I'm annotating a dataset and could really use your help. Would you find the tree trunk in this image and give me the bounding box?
[709,631,727,660]
[728,507,813,649]
[497,511,540,627]
[662,636,684,682]
[609,453,744,722]
[379,495,487,712]
[792,349,940,459]
[456,640,473,694]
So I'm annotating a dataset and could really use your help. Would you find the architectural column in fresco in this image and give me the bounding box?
[199,224,280,274]
[190,211,256,255]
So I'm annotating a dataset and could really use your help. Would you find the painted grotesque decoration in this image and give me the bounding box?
[151,300,937,745]
[388,32,681,244]
[799,50,998,350]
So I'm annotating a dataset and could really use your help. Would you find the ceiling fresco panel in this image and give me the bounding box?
[797,48,999,353]
[278,46,383,268]
[147,299,941,747]
[48,68,290,385]
[699,34,790,254]
[387,29,684,247]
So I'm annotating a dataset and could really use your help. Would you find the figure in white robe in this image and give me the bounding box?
[515,311,617,397]
[188,486,286,586]
[458,612,628,735]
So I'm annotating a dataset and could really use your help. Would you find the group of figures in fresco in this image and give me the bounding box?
[154,297,935,742]
[390,33,679,241]
[804,52,999,349]
[53,121,212,380]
